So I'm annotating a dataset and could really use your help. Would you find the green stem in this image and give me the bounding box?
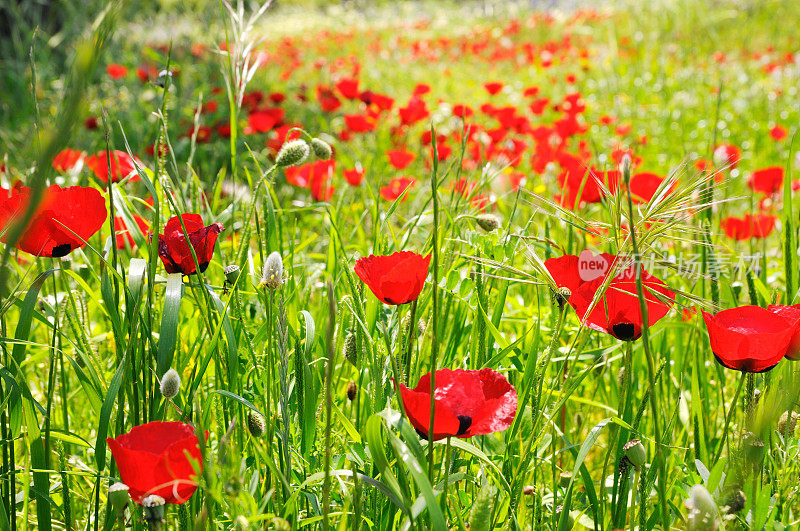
[713,371,747,464]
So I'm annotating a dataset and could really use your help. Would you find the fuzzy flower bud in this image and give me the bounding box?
[275,139,310,167]
[476,213,501,232]
[261,251,284,290]
[159,368,181,398]
[108,482,130,519]
[224,264,241,285]
[142,494,166,524]
[247,410,266,437]
[623,439,646,470]
[311,137,333,159]
[270,518,291,531]
[233,515,250,530]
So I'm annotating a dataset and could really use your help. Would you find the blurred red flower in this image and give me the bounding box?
[343,166,365,186]
[398,368,517,441]
[106,421,202,504]
[769,125,788,141]
[86,150,142,183]
[720,213,775,240]
[0,185,106,257]
[713,144,741,169]
[157,214,223,275]
[380,176,416,201]
[748,166,784,195]
[106,64,128,79]
[387,149,416,170]
[114,215,150,250]
[484,82,504,95]
[52,148,85,173]
[335,77,360,99]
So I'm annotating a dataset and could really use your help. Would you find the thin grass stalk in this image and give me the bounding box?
[427,126,441,480]
[623,161,669,530]
[322,281,336,531]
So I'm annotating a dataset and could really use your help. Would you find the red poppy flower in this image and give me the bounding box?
[115,215,150,250]
[106,64,128,79]
[769,125,787,141]
[52,148,85,173]
[380,177,417,202]
[547,252,675,341]
[703,306,800,372]
[106,421,202,504]
[157,214,223,275]
[452,104,474,119]
[85,150,142,183]
[720,213,776,240]
[317,86,342,112]
[335,77,360,99]
[387,149,416,170]
[344,114,376,133]
[398,368,517,441]
[0,185,106,257]
[713,144,741,169]
[767,305,800,360]
[247,108,284,133]
[354,251,430,305]
[748,166,784,195]
[344,166,364,186]
[399,96,429,126]
[484,82,504,95]
[629,172,674,203]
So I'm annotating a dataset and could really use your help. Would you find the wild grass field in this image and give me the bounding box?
[1,0,800,529]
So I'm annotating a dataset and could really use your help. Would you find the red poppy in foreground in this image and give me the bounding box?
[767,304,800,360]
[85,150,142,183]
[354,251,430,305]
[547,252,675,341]
[106,421,202,504]
[398,368,517,441]
[0,185,106,257]
[703,306,800,372]
[380,177,417,202]
[157,214,223,275]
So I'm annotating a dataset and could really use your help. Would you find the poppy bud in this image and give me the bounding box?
[553,287,571,308]
[721,487,745,514]
[142,494,166,524]
[275,139,310,167]
[108,482,130,519]
[621,154,632,183]
[160,368,181,398]
[469,487,494,531]
[346,381,357,401]
[742,431,765,465]
[270,517,291,531]
[342,331,358,367]
[476,213,501,232]
[224,264,241,285]
[261,251,284,290]
[559,472,572,489]
[685,484,718,530]
[311,137,333,159]
[523,485,535,496]
[623,439,646,470]
[778,411,798,436]
[247,410,266,437]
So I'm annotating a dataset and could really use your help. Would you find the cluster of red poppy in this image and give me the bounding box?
[354,250,518,441]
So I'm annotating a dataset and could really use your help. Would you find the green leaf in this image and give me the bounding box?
[157,273,183,376]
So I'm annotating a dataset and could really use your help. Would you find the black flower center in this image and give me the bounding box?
[456,415,472,436]
[51,243,72,258]
[611,322,637,341]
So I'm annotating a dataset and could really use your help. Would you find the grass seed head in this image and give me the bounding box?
[346,381,357,401]
[343,331,358,366]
